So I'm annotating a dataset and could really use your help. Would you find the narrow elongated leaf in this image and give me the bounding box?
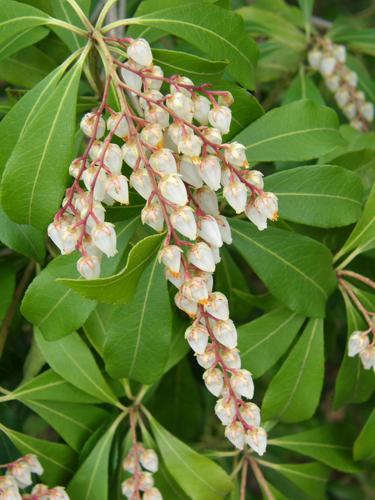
[262,319,324,422]
[1,63,83,228]
[123,3,258,88]
[104,257,172,383]
[269,425,360,473]
[149,416,233,499]
[282,72,325,105]
[265,165,364,228]
[238,307,305,378]
[52,0,90,51]
[234,100,345,162]
[84,304,119,356]
[0,0,48,46]
[0,423,77,485]
[0,26,48,62]
[59,233,165,304]
[297,0,314,22]
[230,220,336,317]
[354,409,375,461]
[35,329,119,405]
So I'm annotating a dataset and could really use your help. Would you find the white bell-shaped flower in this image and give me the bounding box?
[359,346,375,370]
[127,38,153,67]
[145,105,170,128]
[106,175,129,204]
[122,453,136,473]
[193,95,211,124]
[99,143,123,175]
[139,89,163,111]
[185,324,209,354]
[216,215,232,244]
[245,203,268,231]
[194,269,214,292]
[211,246,221,264]
[130,167,153,200]
[196,347,216,369]
[182,277,209,303]
[202,127,222,154]
[170,76,194,96]
[243,170,264,190]
[197,215,223,248]
[48,220,68,253]
[208,106,232,134]
[220,165,231,187]
[80,112,105,138]
[168,122,186,146]
[159,174,188,206]
[333,44,346,63]
[325,74,340,92]
[195,186,219,215]
[69,158,81,178]
[218,91,234,107]
[140,448,159,473]
[23,454,43,476]
[246,427,267,456]
[144,65,164,90]
[198,155,221,191]
[159,245,182,274]
[360,102,374,122]
[320,56,336,76]
[335,88,350,108]
[143,487,163,500]
[221,347,241,369]
[204,292,229,320]
[170,206,197,240]
[107,113,129,138]
[348,331,369,357]
[215,397,236,425]
[255,192,279,221]
[121,61,143,93]
[121,478,136,498]
[212,319,237,349]
[175,290,198,317]
[82,165,107,201]
[188,242,216,273]
[141,200,164,232]
[60,226,79,255]
[203,367,224,397]
[225,421,245,450]
[91,222,117,257]
[166,91,193,121]
[141,123,164,148]
[231,369,254,399]
[150,148,177,176]
[224,142,247,167]
[7,461,32,488]
[224,179,247,214]
[179,155,203,188]
[48,487,70,500]
[77,255,101,279]
[178,133,203,157]
[308,49,322,69]
[239,402,261,427]
[343,69,358,87]
[343,103,357,120]
[165,266,185,288]
[122,139,140,169]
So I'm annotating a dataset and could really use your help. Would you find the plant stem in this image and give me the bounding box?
[338,278,374,330]
[338,270,375,291]
[249,457,275,500]
[240,457,249,500]
[96,0,120,29]
[47,18,88,37]
[65,0,94,31]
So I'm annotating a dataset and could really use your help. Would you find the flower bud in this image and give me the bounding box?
[320,56,336,76]
[121,60,143,92]
[343,102,357,120]
[168,122,187,146]
[231,369,254,399]
[255,192,279,221]
[215,397,236,425]
[308,49,322,69]
[348,331,370,357]
[212,319,237,349]
[143,487,163,500]
[166,91,193,121]
[179,156,203,188]
[195,186,219,215]
[211,246,221,264]
[107,113,129,139]
[221,347,241,369]
[144,65,164,90]
[141,123,164,148]
[139,90,163,111]
[240,402,261,427]
[218,91,234,107]
[196,347,216,369]
[127,38,153,67]
[204,292,229,320]
[46,487,70,500]
[77,255,101,279]
[325,74,340,92]
[91,222,117,257]
[220,165,231,187]
[82,166,107,201]
[121,477,136,498]
[225,421,245,450]
[359,346,375,370]
[69,158,82,178]
[224,179,247,214]
[195,269,214,292]
[106,175,129,204]
[245,203,267,231]
[246,427,267,455]
[122,452,136,473]
[202,127,222,153]
[140,448,159,473]
[188,242,216,273]
[80,112,105,138]
[150,148,177,175]
[208,106,231,134]
[170,76,194,96]
[122,139,140,169]
[170,206,197,240]
[335,88,350,107]
[333,44,346,63]
[193,95,211,124]
[242,170,264,190]
[159,174,188,206]
[198,155,221,191]
[130,167,153,199]
[224,142,247,167]
[141,200,164,232]
[139,471,154,491]
[203,367,224,396]
[60,225,79,255]
[178,133,203,156]
[159,245,182,274]
[360,102,374,122]
[182,277,209,303]
[198,215,223,248]
[165,265,185,288]
[216,215,232,244]
[48,220,67,253]
[7,460,32,488]
[185,324,209,354]
[342,69,358,87]
[175,290,198,317]
[145,105,170,128]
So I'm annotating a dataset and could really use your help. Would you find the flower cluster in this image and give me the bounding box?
[0,454,68,499]
[308,38,374,131]
[122,444,161,499]
[348,329,375,371]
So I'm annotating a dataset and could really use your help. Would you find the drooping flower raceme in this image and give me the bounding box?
[308,38,374,131]
[49,37,279,456]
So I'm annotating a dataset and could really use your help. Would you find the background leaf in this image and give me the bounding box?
[353,409,375,461]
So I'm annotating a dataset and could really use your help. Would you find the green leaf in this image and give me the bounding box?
[331,26,375,57]
[124,3,258,88]
[104,257,172,383]
[354,409,375,461]
[83,304,118,356]
[59,232,165,304]
[265,165,364,228]
[149,415,233,499]
[0,26,48,62]
[68,414,124,500]
[238,307,305,378]
[230,219,336,317]
[282,72,324,105]
[0,267,15,321]
[24,400,109,451]
[262,318,324,422]
[21,254,97,340]
[257,42,300,83]
[297,0,314,22]
[51,0,90,51]
[0,0,48,46]
[234,100,345,162]
[12,369,102,404]
[0,208,45,263]
[35,329,119,405]
[0,422,77,485]
[1,62,83,228]
[269,425,360,473]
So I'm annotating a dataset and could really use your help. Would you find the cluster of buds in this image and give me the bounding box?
[348,329,375,371]
[308,38,374,131]
[0,454,68,499]
[122,444,161,499]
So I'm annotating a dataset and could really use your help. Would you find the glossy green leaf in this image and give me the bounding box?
[0,422,77,485]
[265,165,364,228]
[282,72,324,105]
[149,415,233,499]
[52,0,90,51]
[59,232,165,304]
[269,425,360,473]
[83,304,119,356]
[235,100,345,162]
[257,42,300,83]
[123,3,258,88]
[35,329,119,405]
[238,307,305,378]
[354,409,375,461]
[262,318,324,422]
[104,257,172,383]
[230,219,336,317]
[0,26,48,62]
[297,0,314,22]
[1,62,83,228]
[0,0,48,46]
